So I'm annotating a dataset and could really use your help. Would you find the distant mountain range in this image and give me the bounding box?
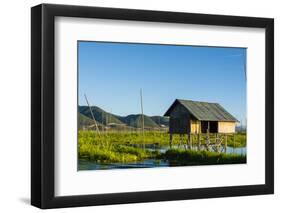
[78,105,169,130]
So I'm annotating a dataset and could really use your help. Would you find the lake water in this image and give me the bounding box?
[79,158,170,170]
[78,144,246,170]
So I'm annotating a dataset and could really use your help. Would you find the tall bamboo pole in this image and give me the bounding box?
[84,94,100,135]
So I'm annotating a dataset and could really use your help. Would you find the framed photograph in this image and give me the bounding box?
[31,4,274,209]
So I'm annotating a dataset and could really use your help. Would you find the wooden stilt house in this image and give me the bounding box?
[164,99,238,135]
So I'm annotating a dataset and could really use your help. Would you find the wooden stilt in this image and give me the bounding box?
[197,133,201,151]
[218,134,222,152]
[205,138,209,151]
[215,133,218,152]
[206,125,210,151]
[188,134,191,149]
[225,134,228,153]
[190,134,193,149]
[186,134,189,150]
[179,134,182,148]
[233,134,236,153]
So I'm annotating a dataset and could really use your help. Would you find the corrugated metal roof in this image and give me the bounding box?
[164,99,238,122]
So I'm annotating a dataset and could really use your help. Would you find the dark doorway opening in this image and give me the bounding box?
[201,121,218,133]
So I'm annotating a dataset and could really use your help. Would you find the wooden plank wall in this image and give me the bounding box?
[218,121,236,133]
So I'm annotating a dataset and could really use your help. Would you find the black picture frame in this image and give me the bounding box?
[31,3,274,209]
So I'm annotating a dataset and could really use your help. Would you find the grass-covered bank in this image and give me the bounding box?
[78,130,246,166]
[79,144,159,163]
[79,144,246,165]
[160,149,246,166]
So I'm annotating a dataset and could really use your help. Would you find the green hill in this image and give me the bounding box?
[78,113,103,130]
[118,114,159,128]
[79,106,124,126]
[150,116,169,127]
[79,105,168,129]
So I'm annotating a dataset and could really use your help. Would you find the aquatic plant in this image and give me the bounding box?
[161,148,246,165]
[78,130,246,165]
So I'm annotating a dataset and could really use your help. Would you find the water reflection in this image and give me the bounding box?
[129,143,246,155]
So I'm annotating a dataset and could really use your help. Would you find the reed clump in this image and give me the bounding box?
[160,148,246,165]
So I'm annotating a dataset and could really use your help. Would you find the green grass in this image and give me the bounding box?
[78,130,246,165]
[160,149,246,165]
[226,133,247,147]
[78,130,246,147]
[79,142,158,163]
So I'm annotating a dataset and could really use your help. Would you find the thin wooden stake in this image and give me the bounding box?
[169,133,173,148]
[188,134,191,149]
[233,134,235,153]
[84,94,100,135]
[197,133,201,151]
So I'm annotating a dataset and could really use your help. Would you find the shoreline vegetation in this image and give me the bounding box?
[78,130,246,166]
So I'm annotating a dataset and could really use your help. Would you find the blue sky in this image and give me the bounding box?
[78,41,246,124]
